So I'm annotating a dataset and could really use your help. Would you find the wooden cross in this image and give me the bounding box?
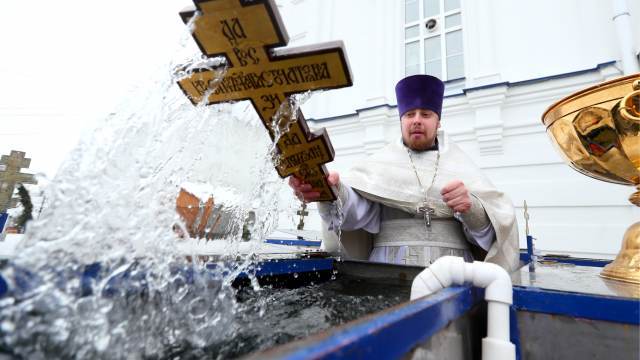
[296,202,308,231]
[178,0,353,201]
[0,150,37,212]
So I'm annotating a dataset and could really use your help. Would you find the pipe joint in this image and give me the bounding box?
[485,276,513,304]
[428,256,463,288]
[410,256,515,360]
[410,268,444,299]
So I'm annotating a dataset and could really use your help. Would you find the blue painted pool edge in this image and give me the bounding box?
[0,258,334,298]
[278,286,484,360]
[519,252,611,268]
[265,239,322,247]
[513,286,639,325]
[211,258,334,279]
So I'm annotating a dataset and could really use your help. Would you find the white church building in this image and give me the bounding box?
[277,0,640,259]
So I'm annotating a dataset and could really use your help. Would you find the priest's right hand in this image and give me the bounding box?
[288,171,340,202]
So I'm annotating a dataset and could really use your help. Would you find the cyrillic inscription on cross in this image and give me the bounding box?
[0,151,37,213]
[177,0,352,201]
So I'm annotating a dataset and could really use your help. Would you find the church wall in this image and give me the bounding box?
[486,0,618,82]
[279,0,632,118]
[276,0,640,258]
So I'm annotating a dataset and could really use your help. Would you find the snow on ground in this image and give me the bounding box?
[0,233,23,259]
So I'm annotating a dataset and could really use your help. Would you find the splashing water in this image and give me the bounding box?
[0,14,308,359]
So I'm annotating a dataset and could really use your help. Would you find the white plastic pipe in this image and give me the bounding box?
[613,0,640,74]
[411,256,515,360]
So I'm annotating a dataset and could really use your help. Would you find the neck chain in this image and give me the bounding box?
[406,147,440,228]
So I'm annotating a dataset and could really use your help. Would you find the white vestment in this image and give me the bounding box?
[321,135,520,272]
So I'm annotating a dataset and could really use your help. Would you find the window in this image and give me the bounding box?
[404,0,464,80]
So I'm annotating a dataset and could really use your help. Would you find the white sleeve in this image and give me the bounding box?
[317,184,381,233]
[454,194,496,251]
[455,213,495,251]
[464,223,496,251]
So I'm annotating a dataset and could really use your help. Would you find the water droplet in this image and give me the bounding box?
[1,321,15,332]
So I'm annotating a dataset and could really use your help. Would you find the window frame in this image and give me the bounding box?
[403,0,464,80]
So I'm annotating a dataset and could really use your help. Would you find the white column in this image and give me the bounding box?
[358,106,392,155]
[466,85,508,156]
[612,0,640,74]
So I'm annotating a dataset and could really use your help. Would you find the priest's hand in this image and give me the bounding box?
[289,172,340,202]
[441,180,472,214]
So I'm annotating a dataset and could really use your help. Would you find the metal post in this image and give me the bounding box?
[0,212,8,242]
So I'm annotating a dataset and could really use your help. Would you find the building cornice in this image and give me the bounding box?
[308,61,621,123]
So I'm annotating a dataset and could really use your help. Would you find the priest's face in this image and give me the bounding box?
[401,108,440,150]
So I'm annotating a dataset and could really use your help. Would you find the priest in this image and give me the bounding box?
[289,75,519,272]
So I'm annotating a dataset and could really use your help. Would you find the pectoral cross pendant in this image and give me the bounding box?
[417,203,435,228]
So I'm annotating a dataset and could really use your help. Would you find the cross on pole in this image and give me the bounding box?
[524,200,530,237]
[178,0,353,201]
[0,150,37,213]
[296,202,308,231]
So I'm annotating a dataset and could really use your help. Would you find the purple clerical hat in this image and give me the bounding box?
[395,75,445,119]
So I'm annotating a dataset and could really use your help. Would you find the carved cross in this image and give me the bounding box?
[178,0,352,201]
[0,150,37,212]
[417,202,435,228]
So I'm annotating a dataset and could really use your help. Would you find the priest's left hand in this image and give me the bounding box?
[441,180,472,214]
